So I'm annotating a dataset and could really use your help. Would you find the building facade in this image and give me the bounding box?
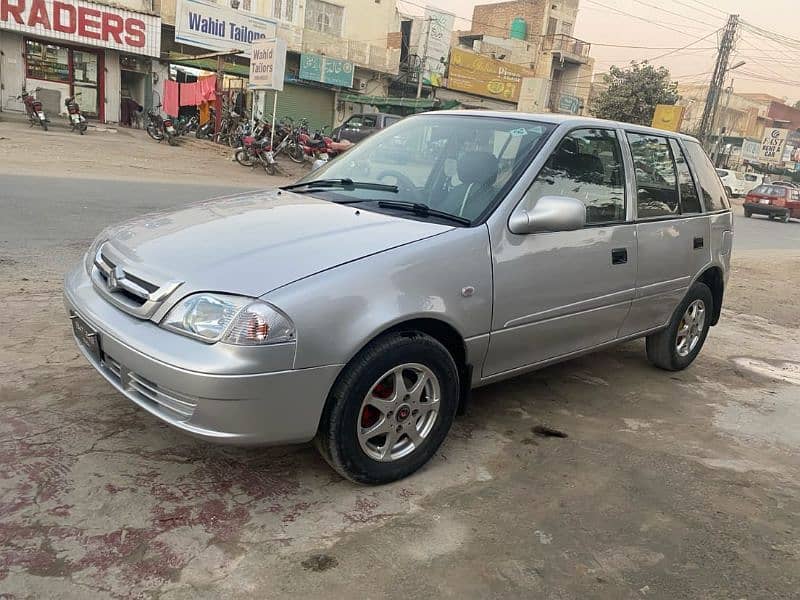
[0,0,161,121]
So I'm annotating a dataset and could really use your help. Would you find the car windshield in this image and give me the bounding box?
[753,185,786,197]
[294,114,555,224]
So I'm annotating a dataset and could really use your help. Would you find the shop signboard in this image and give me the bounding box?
[422,7,455,87]
[758,127,788,163]
[558,94,581,115]
[651,104,685,132]
[175,0,277,54]
[249,37,285,90]
[0,0,160,57]
[299,53,354,88]
[741,139,760,161]
[447,47,533,103]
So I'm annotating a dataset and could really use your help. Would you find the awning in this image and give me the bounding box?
[338,94,437,109]
[166,52,250,78]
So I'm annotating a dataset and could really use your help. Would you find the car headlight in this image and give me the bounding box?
[161,293,295,345]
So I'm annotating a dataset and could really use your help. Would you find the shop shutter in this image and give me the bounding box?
[263,84,334,133]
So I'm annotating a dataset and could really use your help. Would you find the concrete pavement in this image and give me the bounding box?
[1,175,799,599]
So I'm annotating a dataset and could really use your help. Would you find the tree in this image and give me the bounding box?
[591,61,680,125]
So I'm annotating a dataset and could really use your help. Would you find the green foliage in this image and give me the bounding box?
[591,61,680,125]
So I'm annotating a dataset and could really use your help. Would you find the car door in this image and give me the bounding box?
[619,133,711,336]
[484,127,637,377]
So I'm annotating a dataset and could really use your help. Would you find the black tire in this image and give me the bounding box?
[147,125,163,141]
[195,128,204,139]
[287,142,306,164]
[315,332,460,484]
[234,149,254,167]
[41,121,48,132]
[646,282,714,371]
[781,213,790,223]
[744,208,752,218]
[265,161,277,175]
[167,134,178,147]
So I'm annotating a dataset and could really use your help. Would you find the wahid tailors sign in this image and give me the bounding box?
[174,0,277,54]
[0,0,160,57]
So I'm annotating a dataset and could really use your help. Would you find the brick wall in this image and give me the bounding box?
[471,1,545,41]
[768,101,800,131]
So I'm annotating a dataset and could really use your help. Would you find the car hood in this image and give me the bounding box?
[99,189,451,298]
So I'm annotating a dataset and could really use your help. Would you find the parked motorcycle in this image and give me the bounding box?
[145,104,178,146]
[17,88,48,131]
[235,135,277,175]
[64,95,88,134]
[195,109,216,140]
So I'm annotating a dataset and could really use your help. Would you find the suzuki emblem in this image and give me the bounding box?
[107,266,125,292]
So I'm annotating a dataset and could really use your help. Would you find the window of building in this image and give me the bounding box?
[273,0,294,21]
[669,139,702,214]
[682,140,730,211]
[305,0,344,36]
[241,0,252,11]
[546,17,558,36]
[627,132,679,218]
[523,128,626,226]
[25,40,70,83]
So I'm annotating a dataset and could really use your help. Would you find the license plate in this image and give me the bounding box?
[265,151,276,164]
[71,313,101,362]
[760,199,770,204]
[166,126,176,134]
[71,114,80,123]
[37,112,46,120]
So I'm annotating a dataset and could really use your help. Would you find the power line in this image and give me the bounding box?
[645,28,721,62]
[582,0,711,38]
[684,0,728,17]
[629,0,723,32]
[670,0,725,21]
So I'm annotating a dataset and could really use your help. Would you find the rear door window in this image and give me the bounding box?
[627,132,679,218]
[682,140,730,211]
[670,139,702,214]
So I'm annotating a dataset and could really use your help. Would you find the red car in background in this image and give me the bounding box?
[743,184,800,223]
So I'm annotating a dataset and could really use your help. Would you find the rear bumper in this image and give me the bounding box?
[743,203,788,217]
[64,263,342,446]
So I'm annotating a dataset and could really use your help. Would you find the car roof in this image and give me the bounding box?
[420,109,701,143]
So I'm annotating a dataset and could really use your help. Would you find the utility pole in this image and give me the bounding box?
[416,18,432,99]
[698,14,739,147]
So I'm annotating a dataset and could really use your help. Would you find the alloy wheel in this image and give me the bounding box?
[357,363,440,462]
[675,299,706,357]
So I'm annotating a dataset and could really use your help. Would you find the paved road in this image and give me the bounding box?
[1,174,794,252]
[0,174,259,248]
[2,174,800,598]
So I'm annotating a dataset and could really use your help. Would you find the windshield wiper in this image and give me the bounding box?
[377,200,471,226]
[281,178,399,193]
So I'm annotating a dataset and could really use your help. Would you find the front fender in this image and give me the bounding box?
[264,226,493,370]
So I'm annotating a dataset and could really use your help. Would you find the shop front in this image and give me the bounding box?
[0,0,160,122]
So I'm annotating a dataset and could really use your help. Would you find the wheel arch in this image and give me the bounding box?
[696,266,724,326]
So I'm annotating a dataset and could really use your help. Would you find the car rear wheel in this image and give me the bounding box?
[724,186,732,198]
[315,332,459,484]
[781,213,790,223]
[744,208,752,217]
[646,282,713,371]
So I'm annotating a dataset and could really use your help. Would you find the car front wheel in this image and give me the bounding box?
[315,332,459,484]
[646,282,713,371]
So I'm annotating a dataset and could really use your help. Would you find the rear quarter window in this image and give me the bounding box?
[683,141,730,211]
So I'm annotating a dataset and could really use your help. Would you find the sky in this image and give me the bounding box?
[398,0,800,104]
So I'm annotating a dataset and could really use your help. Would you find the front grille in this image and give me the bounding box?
[91,243,183,319]
[101,353,197,421]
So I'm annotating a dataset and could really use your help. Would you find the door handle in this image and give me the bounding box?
[611,248,628,265]
[693,236,704,249]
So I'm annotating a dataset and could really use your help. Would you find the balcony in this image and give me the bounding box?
[542,34,591,64]
[301,30,401,76]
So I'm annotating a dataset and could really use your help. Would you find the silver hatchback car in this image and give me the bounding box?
[65,112,733,483]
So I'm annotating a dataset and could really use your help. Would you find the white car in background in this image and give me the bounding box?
[716,169,763,197]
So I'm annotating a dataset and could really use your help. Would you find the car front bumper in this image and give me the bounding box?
[744,202,788,217]
[64,264,341,445]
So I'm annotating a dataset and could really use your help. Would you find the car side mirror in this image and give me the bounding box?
[509,196,586,234]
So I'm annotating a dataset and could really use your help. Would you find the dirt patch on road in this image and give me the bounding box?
[727,249,800,327]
